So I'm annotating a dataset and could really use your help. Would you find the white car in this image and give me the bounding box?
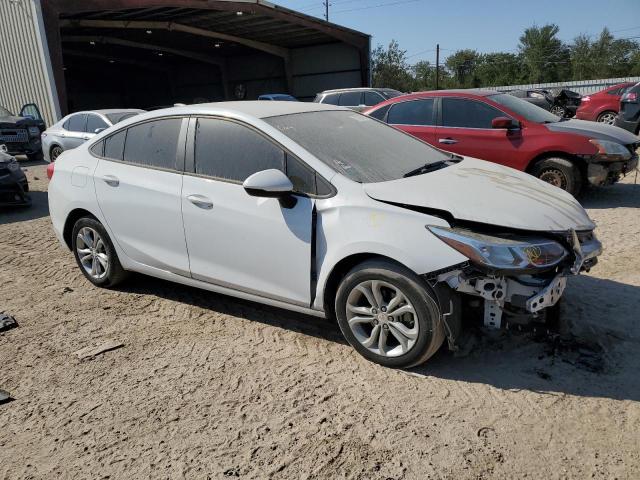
[42,109,144,162]
[48,102,601,368]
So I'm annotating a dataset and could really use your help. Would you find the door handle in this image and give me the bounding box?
[438,138,458,145]
[82,136,90,140]
[187,194,213,210]
[102,175,119,187]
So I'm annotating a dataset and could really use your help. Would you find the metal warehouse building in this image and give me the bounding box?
[0,0,371,125]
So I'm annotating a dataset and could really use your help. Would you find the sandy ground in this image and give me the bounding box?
[1,160,640,479]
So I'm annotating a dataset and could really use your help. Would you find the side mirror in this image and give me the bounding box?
[94,128,106,134]
[492,117,520,130]
[243,169,296,207]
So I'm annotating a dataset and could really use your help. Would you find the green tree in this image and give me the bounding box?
[475,53,525,87]
[445,49,482,87]
[518,24,570,83]
[371,40,415,92]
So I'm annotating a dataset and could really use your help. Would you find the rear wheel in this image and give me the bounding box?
[72,217,128,288]
[335,259,445,368]
[596,111,617,125]
[531,157,582,197]
[50,145,64,161]
[550,105,566,117]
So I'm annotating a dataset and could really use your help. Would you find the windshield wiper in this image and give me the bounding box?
[403,160,452,178]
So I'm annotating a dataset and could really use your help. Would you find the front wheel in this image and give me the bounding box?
[531,157,583,197]
[550,105,566,117]
[71,217,128,288]
[335,259,445,368]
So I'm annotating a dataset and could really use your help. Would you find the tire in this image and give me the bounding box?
[531,157,583,197]
[50,145,64,162]
[550,105,566,117]
[596,111,617,125]
[27,151,43,162]
[71,217,128,288]
[335,259,445,368]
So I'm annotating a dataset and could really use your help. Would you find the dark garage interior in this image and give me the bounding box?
[41,0,371,114]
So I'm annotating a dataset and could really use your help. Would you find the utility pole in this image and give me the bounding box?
[324,0,329,21]
[435,43,440,90]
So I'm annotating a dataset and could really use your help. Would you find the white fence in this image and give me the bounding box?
[483,76,640,95]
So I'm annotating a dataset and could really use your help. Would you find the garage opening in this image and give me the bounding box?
[45,1,370,114]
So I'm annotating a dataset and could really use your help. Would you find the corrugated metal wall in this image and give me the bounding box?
[0,0,58,125]
[484,76,640,95]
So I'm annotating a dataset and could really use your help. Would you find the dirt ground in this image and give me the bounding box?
[1,160,639,479]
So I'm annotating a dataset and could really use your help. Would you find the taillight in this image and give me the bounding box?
[623,92,638,102]
[46,161,55,179]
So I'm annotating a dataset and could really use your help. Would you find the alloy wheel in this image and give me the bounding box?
[345,280,419,357]
[76,227,109,280]
[598,112,617,125]
[550,106,566,117]
[539,168,568,190]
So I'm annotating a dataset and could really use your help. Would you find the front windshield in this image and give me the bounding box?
[265,110,450,183]
[0,106,14,116]
[489,93,560,124]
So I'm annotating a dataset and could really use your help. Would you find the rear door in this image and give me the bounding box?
[386,98,436,145]
[435,97,524,168]
[181,117,317,306]
[62,114,88,150]
[338,91,364,111]
[93,117,190,275]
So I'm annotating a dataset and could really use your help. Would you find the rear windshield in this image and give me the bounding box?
[265,110,449,183]
[489,93,560,124]
[106,112,141,124]
[382,90,403,99]
[0,106,13,116]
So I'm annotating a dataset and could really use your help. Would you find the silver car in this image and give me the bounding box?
[313,88,403,112]
[42,109,144,162]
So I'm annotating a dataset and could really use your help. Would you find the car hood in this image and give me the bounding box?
[0,115,40,129]
[364,158,595,232]
[545,119,639,144]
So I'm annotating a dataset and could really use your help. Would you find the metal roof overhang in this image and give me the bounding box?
[42,0,371,111]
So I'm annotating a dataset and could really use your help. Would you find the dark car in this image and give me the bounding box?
[615,82,640,135]
[314,88,403,112]
[508,88,581,118]
[0,104,46,161]
[364,89,639,196]
[0,144,30,207]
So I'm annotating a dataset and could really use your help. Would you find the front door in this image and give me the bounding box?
[434,97,524,169]
[94,117,190,275]
[181,117,313,306]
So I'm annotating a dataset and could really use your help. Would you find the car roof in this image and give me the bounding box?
[122,101,344,122]
[319,87,398,94]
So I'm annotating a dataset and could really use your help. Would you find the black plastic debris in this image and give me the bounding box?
[0,313,18,332]
[0,389,12,404]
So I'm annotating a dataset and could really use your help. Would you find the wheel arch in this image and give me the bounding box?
[525,150,584,175]
[320,253,414,321]
[63,208,98,249]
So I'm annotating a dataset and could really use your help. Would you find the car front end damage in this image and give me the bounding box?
[581,140,639,187]
[425,226,601,339]
[0,145,30,206]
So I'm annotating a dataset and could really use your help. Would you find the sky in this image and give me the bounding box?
[275,0,640,65]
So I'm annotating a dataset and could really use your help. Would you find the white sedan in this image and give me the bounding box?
[48,102,601,368]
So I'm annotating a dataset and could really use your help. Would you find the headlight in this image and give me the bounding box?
[589,139,631,161]
[427,226,568,271]
[28,126,40,137]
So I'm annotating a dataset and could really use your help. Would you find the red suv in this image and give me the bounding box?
[575,82,635,125]
[364,90,639,196]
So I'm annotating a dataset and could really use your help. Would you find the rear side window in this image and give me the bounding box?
[364,91,384,106]
[368,104,391,121]
[64,114,87,132]
[441,98,503,129]
[339,91,362,107]
[387,99,435,126]
[322,93,340,105]
[90,141,104,157]
[123,118,181,170]
[103,130,126,160]
[85,114,108,133]
[194,118,285,182]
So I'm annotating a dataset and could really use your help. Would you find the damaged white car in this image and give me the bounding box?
[48,102,601,368]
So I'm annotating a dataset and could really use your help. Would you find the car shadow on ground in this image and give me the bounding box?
[118,274,348,346]
[0,192,49,224]
[415,275,640,402]
[582,181,640,209]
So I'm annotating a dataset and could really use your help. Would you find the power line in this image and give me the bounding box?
[333,0,423,14]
